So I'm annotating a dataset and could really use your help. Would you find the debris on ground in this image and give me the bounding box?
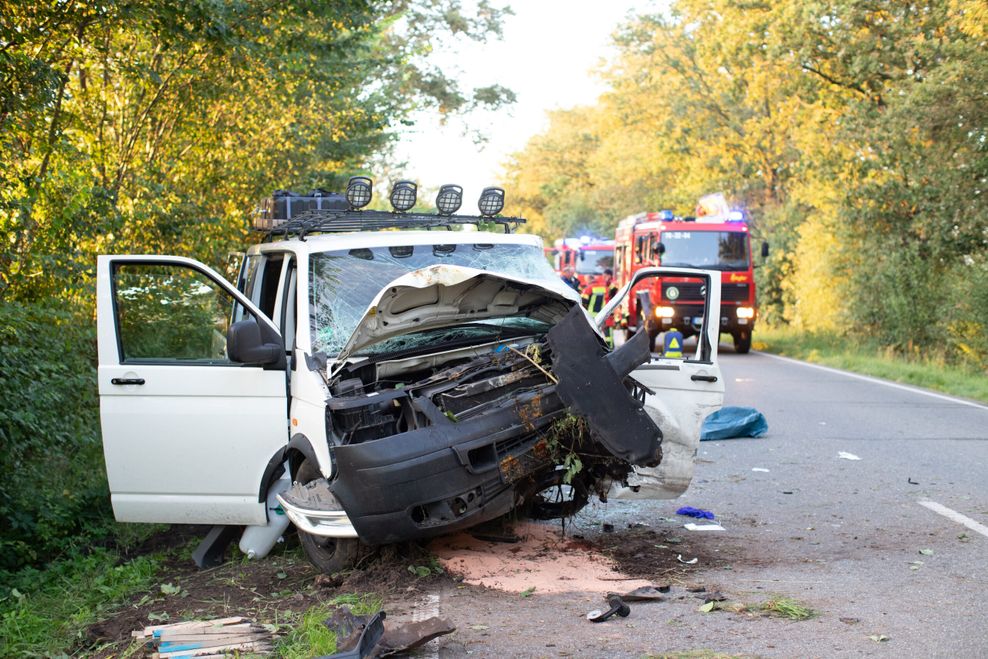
[676,506,715,520]
[700,406,768,440]
[608,585,669,601]
[676,554,698,565]
[869,634,891,643]
[684,522,725,531]
[838,451,862,461]
[322,606,455,658]
[908,477,919,485]
[697,591,727,602]
[586,595,631,622]
[131,616,273,657]
[751,467,770,472]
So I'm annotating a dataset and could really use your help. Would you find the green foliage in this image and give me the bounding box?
[504,0,988,368]
[760,597,815,621]
[755,324,988,404]
[0,0,513,303]
[0,301,116,572]
[0,549,159,657]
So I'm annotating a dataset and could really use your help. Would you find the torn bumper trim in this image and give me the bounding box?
[278,502,359,538]
[547,306,662,466]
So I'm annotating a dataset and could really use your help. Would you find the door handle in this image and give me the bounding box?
[691,374,718,383]
[111,377,145,385]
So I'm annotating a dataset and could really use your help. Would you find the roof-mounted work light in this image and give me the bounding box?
[727,210,745,222]
[478,187,505,217]
[346,176,372,210]
[435,184,463,215]
[389,180,417,212]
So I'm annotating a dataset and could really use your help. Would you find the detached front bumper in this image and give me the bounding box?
[310,307,661,546]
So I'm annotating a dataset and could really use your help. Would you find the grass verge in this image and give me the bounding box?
[0,548,161,657]
[751,326,988,404]
[275,593,382,658]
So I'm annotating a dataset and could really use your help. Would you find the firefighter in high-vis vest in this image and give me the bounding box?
[581,269,613,313]
[582,269,616,346]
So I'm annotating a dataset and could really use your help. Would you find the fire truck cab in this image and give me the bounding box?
[547,237,615,288]
[613,209,765,354]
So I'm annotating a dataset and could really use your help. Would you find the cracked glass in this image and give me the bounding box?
[309,243,560,357]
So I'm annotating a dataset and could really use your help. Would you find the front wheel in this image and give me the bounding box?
[294,458,361,574]
[733,330,752,354]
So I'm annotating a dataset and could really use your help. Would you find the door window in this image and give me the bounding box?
[113,263,236,364]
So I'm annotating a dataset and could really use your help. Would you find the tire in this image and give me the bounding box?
[294,458,361,574]
[525,470,590,520]
[733,330,752,354]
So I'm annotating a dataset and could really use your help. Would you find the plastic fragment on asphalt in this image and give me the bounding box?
[676,506,715,520]
[677,554,698,564]
[838,451,862,461]
[684,523,725,531]
[700,406,768,440]
[751,467,770,472]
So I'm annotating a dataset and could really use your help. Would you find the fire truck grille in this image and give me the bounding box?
[722,283,750,302]
[663,282,749,302]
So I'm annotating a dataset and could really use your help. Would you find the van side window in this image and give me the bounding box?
[256,254,285,319]
[113,263,235,364]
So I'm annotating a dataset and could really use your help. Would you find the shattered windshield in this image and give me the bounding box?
[309,243,561,356]
[355,317,551,357]
[660,231,749,270]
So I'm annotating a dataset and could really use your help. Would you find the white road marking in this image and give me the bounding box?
[410,593,441,659]
[918,500,988,539]
[756,352,988,411]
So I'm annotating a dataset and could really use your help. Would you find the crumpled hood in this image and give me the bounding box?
[335,264,580,363]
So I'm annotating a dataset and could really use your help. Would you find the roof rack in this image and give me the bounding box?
[258,208,526,242]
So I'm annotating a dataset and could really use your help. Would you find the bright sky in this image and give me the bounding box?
[389,0,657,206]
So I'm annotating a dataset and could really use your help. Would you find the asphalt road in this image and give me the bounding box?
[432,345,988,658]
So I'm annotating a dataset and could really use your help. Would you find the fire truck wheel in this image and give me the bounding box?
[733,331,752,354]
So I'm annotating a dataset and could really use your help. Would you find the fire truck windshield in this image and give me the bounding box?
[575,250,614,275]
[660,231,748,270]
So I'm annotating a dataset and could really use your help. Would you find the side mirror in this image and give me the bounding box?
[761,241,769,259]
[228,318,285,367]
[580,249,586,261]
[656,242,666,255]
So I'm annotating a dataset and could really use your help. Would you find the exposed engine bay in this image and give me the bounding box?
[315,306,664,545]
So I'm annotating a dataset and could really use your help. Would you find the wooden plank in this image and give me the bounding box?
[156,630,266,643]
[156,624,257,639]
[138,617,249,637]
[158,634,269,651]
[153,641,272,658]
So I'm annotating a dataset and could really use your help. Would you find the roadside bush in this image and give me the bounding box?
[0,301,114,575]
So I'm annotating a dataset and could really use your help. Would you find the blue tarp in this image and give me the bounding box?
[700,406,768,441]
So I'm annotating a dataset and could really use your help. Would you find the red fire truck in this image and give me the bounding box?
[612,205,767,354]
[546,237,615,288]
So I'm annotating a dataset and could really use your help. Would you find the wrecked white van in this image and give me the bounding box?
[96,180,724,573]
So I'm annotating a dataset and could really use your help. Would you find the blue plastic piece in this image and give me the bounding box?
[700,406,768,441]
[676,506,715,520]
